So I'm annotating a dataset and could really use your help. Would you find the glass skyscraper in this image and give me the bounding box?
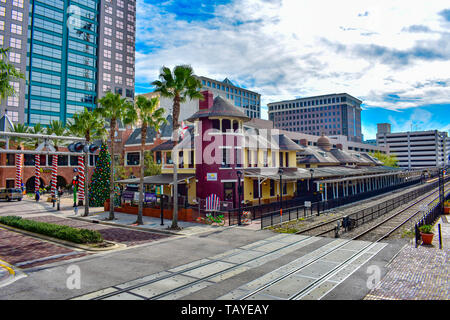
[0,0,136,126]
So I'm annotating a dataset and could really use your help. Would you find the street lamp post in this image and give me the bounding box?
[278,168,284,215]
[237,170,243,226]
[309,168,315,199]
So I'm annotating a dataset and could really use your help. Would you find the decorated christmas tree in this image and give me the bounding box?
[89,142,111,207]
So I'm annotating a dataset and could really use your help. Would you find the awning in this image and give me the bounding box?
[243,168,311,181]
[117,174,194,185]
[243,166,412,181]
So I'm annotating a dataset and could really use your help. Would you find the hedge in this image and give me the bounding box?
[0,216,104,244]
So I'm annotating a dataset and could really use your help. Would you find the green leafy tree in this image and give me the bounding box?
[151,65,203,229]
[370,151,399,168]
[11,123,29,150]
[89,143,111,207]
[45,120,67,151]
[144,151,162,177]
[96,92,135,220]
[67,108,107,216]
[27,124,44,148]
[114,154,133,181]
[0,48,25,104]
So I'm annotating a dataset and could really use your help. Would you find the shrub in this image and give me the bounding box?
[419,224,433,234]
[0,216,103,244]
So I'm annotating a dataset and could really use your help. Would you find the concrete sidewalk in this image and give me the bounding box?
[365,215,450,300]
[33,197,236,236]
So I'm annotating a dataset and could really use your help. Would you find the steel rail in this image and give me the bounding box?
[295,180,446,237]
[85,234,317,300]
[239,237,380,300]
[353,187,450,242]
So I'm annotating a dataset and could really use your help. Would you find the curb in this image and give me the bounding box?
[0,223,126,252]
[69,216,184,236]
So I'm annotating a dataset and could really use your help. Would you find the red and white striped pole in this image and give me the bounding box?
[35,154,41,192]
[78,155,85,203]
[15,154,23,189]
[51,155,58,197]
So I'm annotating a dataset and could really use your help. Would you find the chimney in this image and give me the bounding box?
[299,139,308,147]
[199,90,214,110]
[336,143,343,150]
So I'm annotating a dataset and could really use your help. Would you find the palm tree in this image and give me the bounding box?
[132,95,167,225]
[151,65,203,230]
[11,123,29,189]
[0,48,25,104]
[96,92,135,220]
[46,120,67,196]
[67,108,107,216]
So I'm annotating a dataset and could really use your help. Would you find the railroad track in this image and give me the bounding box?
[296,181,450,238]
[235,183,448,300]
[350,187,450,242]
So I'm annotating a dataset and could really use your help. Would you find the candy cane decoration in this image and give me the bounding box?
[15,153,23,189]
[51,155,58,197]
[78,155,85,203]
[35,154,41,192]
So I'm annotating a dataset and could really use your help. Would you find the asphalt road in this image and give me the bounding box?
[0,199,405,300]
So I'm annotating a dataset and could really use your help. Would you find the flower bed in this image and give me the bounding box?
[0,216,104,244]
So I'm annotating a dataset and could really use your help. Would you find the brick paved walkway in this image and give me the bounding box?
[0,227,89,269]
[365,216,449,300]
[27,215,170,247]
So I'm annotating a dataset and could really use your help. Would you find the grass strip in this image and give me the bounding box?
[0,216,104,244]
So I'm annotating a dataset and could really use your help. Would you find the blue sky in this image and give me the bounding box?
[134,0,450,139]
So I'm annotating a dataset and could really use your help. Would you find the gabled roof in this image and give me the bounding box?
[186,96,250,122]
[0,113,14,132]
[151,127,194,151]
[223,78,234,86]
[124,115,173,145]
[271,134,303,151]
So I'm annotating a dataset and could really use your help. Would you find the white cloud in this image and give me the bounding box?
[135,0,450,117]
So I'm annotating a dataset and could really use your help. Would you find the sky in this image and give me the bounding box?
[134,0,450,140]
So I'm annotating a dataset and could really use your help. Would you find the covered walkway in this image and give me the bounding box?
[314,170,423,201]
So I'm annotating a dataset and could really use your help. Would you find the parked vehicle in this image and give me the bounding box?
[0,188,24,201]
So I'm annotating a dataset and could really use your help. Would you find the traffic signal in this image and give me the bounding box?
[68,142,84,152]
[319,184,324,193]
[67,142,100,153]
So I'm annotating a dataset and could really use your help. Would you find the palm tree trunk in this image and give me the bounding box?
[137,125,146,225]
[109,119,116,220]
[171,95,181,229]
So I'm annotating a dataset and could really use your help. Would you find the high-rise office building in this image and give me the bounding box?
[198,76,261,119]
[377,128,450,169]
[0,0,136,126]
[267,93,363,142]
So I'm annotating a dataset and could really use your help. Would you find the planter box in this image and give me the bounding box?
[444,206,450,214]
[106,200,196,222]
[420,232,434,245]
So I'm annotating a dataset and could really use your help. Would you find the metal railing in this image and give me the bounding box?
[260,175,447,229]
[414,195,448,247]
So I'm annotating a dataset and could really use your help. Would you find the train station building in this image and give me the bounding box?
[116,91,425,219]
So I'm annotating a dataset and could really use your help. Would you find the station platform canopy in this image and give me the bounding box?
[243,166,407,181]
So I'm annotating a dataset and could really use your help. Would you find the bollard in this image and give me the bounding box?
[438,224,442,249]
